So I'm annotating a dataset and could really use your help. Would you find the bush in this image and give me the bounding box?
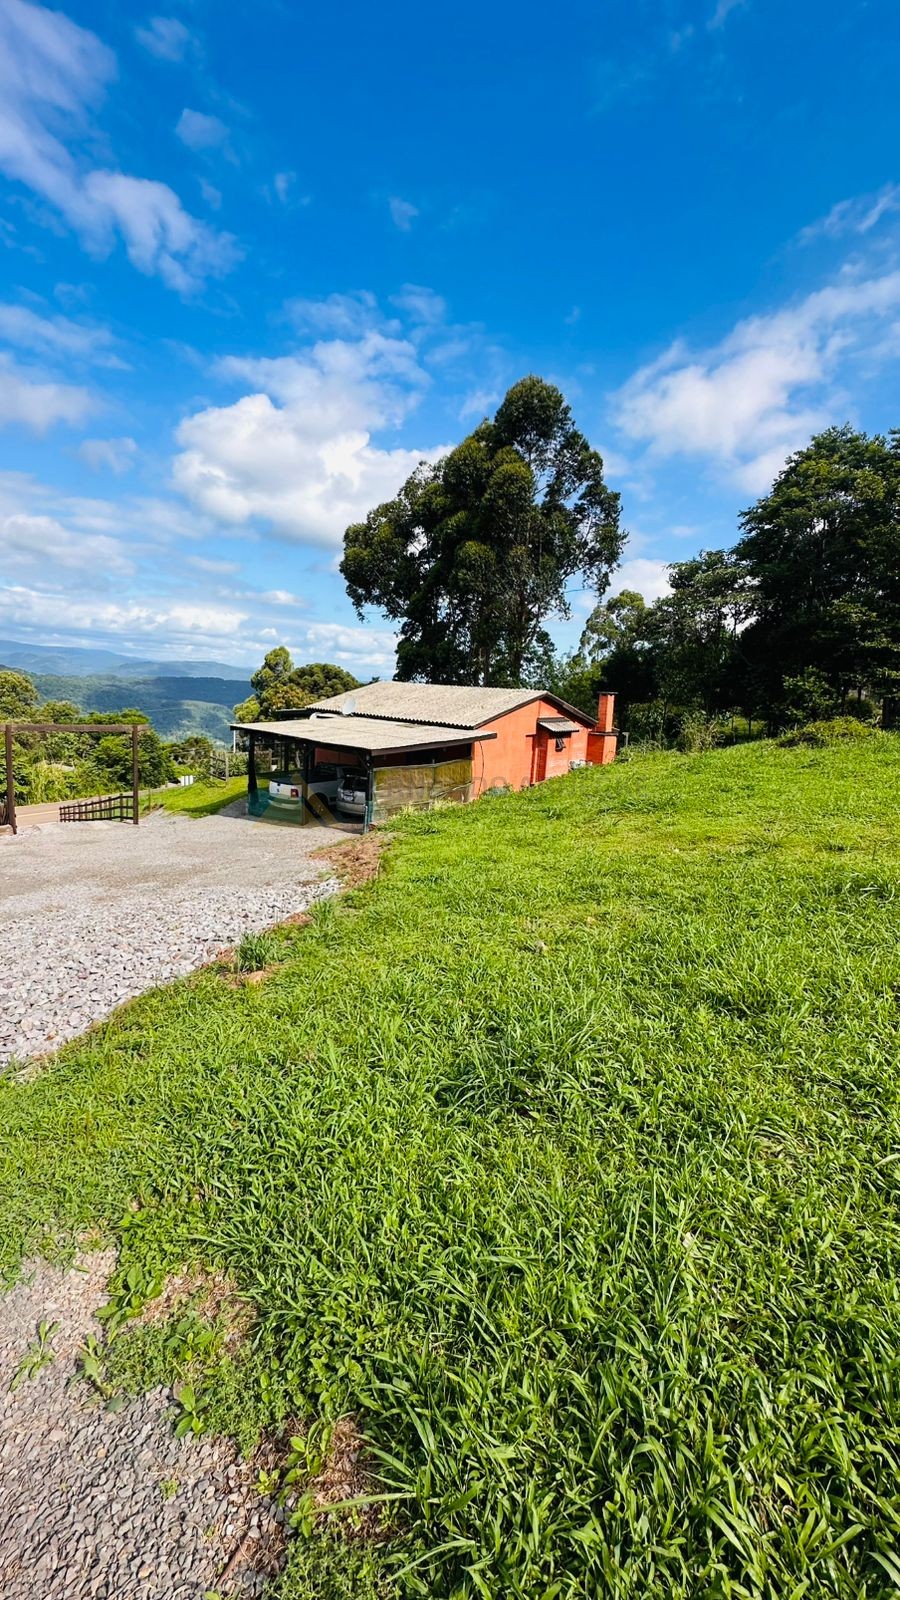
[778,716,881,748]
[626,703,722,753]
[675,710,723,754]
[780,669,839,725]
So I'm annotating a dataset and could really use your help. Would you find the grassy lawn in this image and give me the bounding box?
[3,739,900,1597]
[143,773,248,818]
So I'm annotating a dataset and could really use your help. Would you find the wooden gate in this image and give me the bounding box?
[59,792,134,823]
[2,721,144,836]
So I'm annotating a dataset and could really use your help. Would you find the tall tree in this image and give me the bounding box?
[644,550,752,713]
[736,425,900,711]
[341,376,623,685]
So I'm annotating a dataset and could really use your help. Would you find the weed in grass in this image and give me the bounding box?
[9,1318,58,1390]
[3,740,900,1595]
[233,931,283,973]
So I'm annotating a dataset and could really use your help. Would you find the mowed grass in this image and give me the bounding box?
[143,773,248,818]
[3,739,900,1597]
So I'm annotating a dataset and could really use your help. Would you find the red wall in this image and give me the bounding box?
[472,698,593,797]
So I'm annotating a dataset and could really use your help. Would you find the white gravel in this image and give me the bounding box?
[0,1253,288,1598]
[0,805,341,1069]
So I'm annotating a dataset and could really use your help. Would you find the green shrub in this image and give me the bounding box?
[778,715,881,748]
[674,710,723,753]
[780,668,839,725]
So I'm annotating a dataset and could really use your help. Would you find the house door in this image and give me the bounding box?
[533,735,549,783]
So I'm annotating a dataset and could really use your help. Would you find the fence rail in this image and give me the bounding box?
[59,792,134,824]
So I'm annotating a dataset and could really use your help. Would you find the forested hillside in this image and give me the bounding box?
[30,674,250,742]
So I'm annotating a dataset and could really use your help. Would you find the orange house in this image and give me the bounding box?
[304,682,617,799]
[234,683,617,828]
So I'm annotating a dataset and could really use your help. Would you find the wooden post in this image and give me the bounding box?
[4,722,16,836]
[131,723,140,825]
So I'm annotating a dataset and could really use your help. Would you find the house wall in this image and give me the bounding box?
[472,698,593,797]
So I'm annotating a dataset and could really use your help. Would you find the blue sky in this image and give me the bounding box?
[0,0,898,677]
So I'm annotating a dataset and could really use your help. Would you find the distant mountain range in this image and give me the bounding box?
[0,639,252,743]
[0,638,249,680]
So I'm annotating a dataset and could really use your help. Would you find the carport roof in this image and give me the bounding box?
[230,714,495,756]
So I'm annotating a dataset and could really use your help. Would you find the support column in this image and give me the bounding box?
[4,722,16,835]
[300,741,311,826]
[131,723,140,825]
[248,733,258,807]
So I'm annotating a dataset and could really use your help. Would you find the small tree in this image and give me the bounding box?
[245,650,360,718]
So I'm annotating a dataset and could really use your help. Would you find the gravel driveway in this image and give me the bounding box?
[0,805,339,1069]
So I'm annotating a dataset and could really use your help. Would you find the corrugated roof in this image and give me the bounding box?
[230,714,495,755]
[537,716,582,734]
[308,681,593,728]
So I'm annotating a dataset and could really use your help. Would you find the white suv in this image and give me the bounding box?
[336,770,368,818]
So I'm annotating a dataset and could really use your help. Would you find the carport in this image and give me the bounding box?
[231,712,496,829]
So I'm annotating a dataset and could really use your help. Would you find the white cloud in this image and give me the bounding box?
[458,387,499,420]
[135,16,192,61]
[81,170,239,293]
[292,622,398,671]
[199,178,221,210]
[172,318,452,546]
[614,557,672,603]
[187,554,241,575]
[613,267,900,491]
[797,184,900,245]
[79,436,139,473]
[274,171,294,203]
[285,291,382,338]
[0,586,247,644]
[0,301,120,364]
[0,353,93,431]
[388,196,418,231]
[708,0,745,27]
[175,108,228,152]
[390,285,447,325]
[0,2,237,293]
[1,510,134,575]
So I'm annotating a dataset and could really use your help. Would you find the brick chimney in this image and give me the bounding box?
[596,692,615,733]
[586,691,617,766]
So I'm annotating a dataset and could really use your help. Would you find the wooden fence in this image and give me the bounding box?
[59,792,135,824]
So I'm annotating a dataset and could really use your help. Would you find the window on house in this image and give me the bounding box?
[555,735,567,752]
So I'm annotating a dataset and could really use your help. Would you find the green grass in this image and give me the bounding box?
[143,774,247,818]
[3,739,900,1597]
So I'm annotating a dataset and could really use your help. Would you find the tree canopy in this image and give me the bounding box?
[341,376,623,685]
[235,650,361,720]
[552,426,900,733]
[0,669,38,720]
